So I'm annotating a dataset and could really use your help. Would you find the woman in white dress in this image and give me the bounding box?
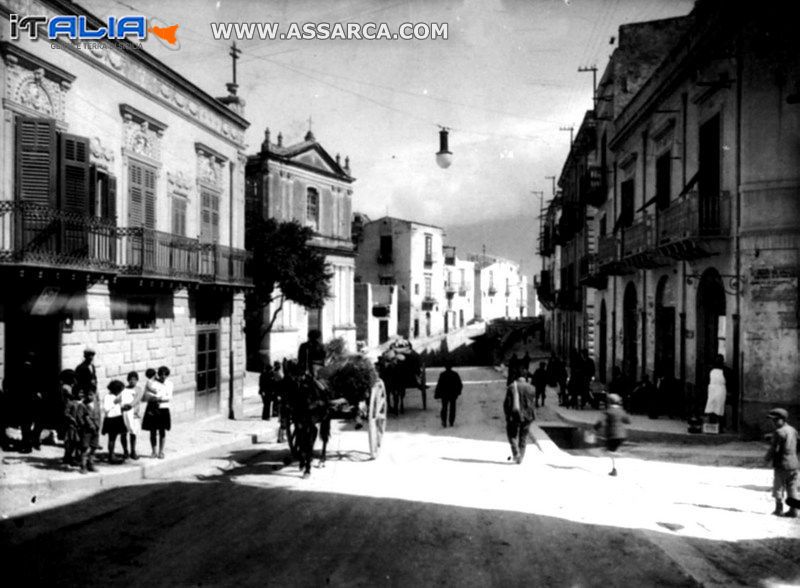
[704,354,727,425]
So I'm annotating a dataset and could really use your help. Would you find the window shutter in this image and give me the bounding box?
[144,167,156,229]
[104,175,117,221]
[89,165,98,217]
[211,192,220,241]
[15,117,57,205]
[60,133,91,214]
[128,162,144,226]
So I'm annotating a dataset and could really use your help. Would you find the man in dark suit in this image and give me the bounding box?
[434,360,463,427]
[503,376,537,464]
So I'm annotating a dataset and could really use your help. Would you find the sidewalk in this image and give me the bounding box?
[0,392,278,511]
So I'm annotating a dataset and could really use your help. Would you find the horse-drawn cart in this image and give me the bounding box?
[282,357,389,476]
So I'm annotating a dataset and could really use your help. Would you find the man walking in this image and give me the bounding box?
[531,361,548,408]
[434,361,463,427]
[503,375,536,464]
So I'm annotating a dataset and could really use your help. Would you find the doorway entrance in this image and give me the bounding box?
[5,313,61,403]
[622,282,638,383]
[598,300,607,383]
[695,268,726,412]
[196,327,220,416]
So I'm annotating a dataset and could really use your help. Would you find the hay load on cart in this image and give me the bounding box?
[376,338,428,414]
[319,344,388,458]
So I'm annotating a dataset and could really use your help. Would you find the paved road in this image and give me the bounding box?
[3,367,799,587]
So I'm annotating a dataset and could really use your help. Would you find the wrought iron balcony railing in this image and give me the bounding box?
[421,296,436,310]
[0,201,116,270]
[655,191,731,246]
[596,234,618,268]
[0,203,250,286]
[621,217,651,259]
[443,245,456,266]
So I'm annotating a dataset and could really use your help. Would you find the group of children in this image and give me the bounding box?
[61,367,173,473]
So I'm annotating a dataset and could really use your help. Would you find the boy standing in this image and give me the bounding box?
[765,408,799,518]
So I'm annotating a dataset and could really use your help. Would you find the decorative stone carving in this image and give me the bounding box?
[6,0,246,147]
[167,170,193,198]
[1,43,73,122]
[90,137,115,170]
[195,143,226,189]
[120,104,165,163]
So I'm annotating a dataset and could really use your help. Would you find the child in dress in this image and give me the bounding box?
[103,380,129,463]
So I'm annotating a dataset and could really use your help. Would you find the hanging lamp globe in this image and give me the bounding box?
[436,127,452,169]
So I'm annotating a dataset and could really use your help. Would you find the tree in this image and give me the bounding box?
[246,217,333,345]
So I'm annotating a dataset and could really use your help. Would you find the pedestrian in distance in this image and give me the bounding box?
[503,376,537,464]
[434,360,463,427]
[595,393,631,476]
[704,354,727,431]
[142,366,172,459]
[765,408,799,518]
[580,349,595,409]
[102,380,129,464]
[121,371,144,460]
[545,353,564,406]
[259,362,279,421]
[532,361,548,408]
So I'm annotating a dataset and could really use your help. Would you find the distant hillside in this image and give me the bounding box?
[444,215,541,279]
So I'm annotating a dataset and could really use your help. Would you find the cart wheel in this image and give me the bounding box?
[368,378,388,459]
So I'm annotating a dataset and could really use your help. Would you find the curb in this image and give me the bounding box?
[0,434,266,496]
[552,409,742,445]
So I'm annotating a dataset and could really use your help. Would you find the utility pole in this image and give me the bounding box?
[545,175,556,197]
[578,65,598,110]
[532,189,545,257]
[559,125,575,148]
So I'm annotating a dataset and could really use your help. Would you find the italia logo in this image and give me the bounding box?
[9,14,180,49]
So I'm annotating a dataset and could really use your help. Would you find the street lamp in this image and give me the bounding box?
[436,127,452,169]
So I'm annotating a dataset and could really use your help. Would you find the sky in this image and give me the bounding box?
[85,0,695,277]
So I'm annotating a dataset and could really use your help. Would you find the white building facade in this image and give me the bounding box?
[355,216,446,339]
[0,0,251,419]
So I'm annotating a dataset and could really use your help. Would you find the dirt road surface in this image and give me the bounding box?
[3,367,799,587]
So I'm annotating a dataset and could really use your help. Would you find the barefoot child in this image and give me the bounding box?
[595,393,630,476]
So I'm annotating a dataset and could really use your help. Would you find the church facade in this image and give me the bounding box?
[245,129,356,366]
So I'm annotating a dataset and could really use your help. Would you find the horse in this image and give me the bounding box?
[282,364,332,478]
[376,350,426,415]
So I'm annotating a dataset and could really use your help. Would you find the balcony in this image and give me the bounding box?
[655,191,732,260]
[488,285,497,296]
[0,202,116,272]
[421,297,436,311]
[621,218,650,259]
[579,254,607,290]
[445,282,456,297]
[458,284,468,296]
[538,226,555,257]
[0,203,251,287]
[423,255,433,268]
[443,246,456,266]
[580,165,606,207]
